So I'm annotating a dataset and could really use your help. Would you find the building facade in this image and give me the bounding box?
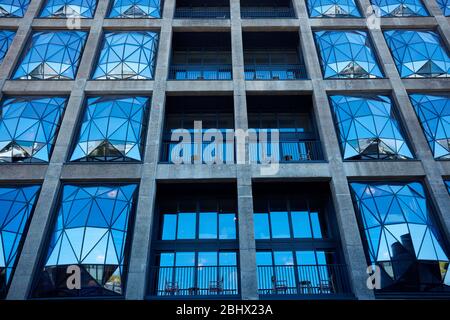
[0,0,449,300]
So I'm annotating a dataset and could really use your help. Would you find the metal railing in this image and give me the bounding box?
[241,7,296,18]
[174,7,230,19]
[169,64,232,80]
[149,266,239,296]
[244,64,307,80]
[257,264,351,295]
[250,140,323,162]
[160,141,235,164]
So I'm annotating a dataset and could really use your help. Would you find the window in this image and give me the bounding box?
[0,96,67,163]
[0,0,30,17]
[350,182,450,292]
[384,30,450,78]
[369,0,428,17]
[0,185,40,299]
[436,0,450,16]
[0,30,14,64]
[39,0,98,18]
[445,181,450,194]
[314,30,383,79]
[108,0,162,18]
[32,184,138,298]
[306,0,361,18]
[329,95,414,160]
[13,31,87,80]
[409,94,449,160]
[70,96,149,162]
[92,32,159,80]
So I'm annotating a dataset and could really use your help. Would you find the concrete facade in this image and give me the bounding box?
[0,0,448,300]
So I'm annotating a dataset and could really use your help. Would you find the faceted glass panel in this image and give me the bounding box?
[314,30,384,79]
[409,94,450,160]
[39,0,98,18]
[0,30,14,64]
[13,31,87,80]
[108,0,162,18]
[351,182,450,291]
[0,185,40,299]
[436,0,450,16]
[330,95,413,160]
[446,181,450,194]
[70,96,149,162]
[92,32,159,80]
[384,30,450,78]
[370,0,428,17]
[0,0,30,17]
[306,0,361,17]
[0,96,67,163]
[33,184,137,297]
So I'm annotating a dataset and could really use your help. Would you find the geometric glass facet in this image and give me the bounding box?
[0,30,15,65]
[314,30,384,79]
[39,0,98,18]
[32,184,137,297]
[0,96,67,163]
[0,0,30,17]
[370,0,429,17]
[0,185,40,299]
[70,96,149,162]
[436,0,450,16]
[409,94,450,160]
[329,95,414,160]
[384,30,450,78]
[446,181,450,194]
[350,182,450,292]
[12,31,87,80]
[108,0,162,18]
[92,32,159,80]
[306,0,362,18]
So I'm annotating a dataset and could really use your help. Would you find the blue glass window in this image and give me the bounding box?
[329,95,414,160]
[70,96,149,162]
[0,96,67,163]
[446,181,450,194]
[108,0,162,18]
[13,31,87,80]
[0,30,14,65]
[0,0,30,17]
[33,184,137,298]
[370,0,428,17]
[384,30,450,78]
[350,182,450,292]
[306,0,362,17]
[0,185,40,299]
[314,30,384,79]
[92,32,159,80]
[39,0,98,18]
[436,0,450,16]
[409,94,450,159]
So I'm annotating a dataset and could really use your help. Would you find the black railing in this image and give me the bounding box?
[241,7,296,18]
[175,7,230,19]
[257,264,351,295]
[169,64,232,80]
[160,141,235,164]
[250,140,323,162]
[149,266,239,296]
[245,64,307,80]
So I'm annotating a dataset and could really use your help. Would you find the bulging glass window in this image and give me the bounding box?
[32,184,138,298]
[306,0,361,18]
[0,96,67,163]
[0,0,30,17]
[39,0,98,18]
[436,0,450,16]
[370,0,428,17]
[13,31,87,80]
[108,0,162,18]
[0,30,14,64]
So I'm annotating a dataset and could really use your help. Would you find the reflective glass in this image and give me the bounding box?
[70,96,149,162]
[330,95,414,160]
[409,94,450,160]
[254,213,270,239]
[199,212,217,239]
[108,0,161,18]
[33,184,137,297]
[177,213,196,239]
[13,31,87,80]
[306,0,361,17]
[370,0,428,17]
[92,32,159,80]
[0,0,29,17]
[0,30,14,64]
[0,185,40,299]
[39,0,98,18]
[436,0,450,16]
[350,182,450,291]
[270,211,290,239]
[161,214,176,240]
[291,211,312,238]
[446,181,450,194]
[0,96,67,163]
[314,30,383,79]
[219,214,236,239]
[384,30,450,78]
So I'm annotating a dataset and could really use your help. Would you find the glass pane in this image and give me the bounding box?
[256,252,273,266]
[199,212,217,239]
[219,213,236,239]
[291,211,312,238]
[254,213,270,239]
[161,214,177,240]
[177,213,196,239]
[219,252,237,266]
[270,211,290,238]
[310,211,323,238]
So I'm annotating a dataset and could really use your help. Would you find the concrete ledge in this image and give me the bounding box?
[403,79,450,91]
[102,19,162,30]
[166,80,234,93]
[251,162,331,179]
[156,164,238,180]
[60,163,142,180]
[0,18,21,28]
[309,18,366,29]
[245,80,313,92]
[241,19,300,31]
[31,18,93,29]
[3,80,74,94]
[324,79,392,92]
[0,164,47,181]
[437,161,450,176]
[343,160,426,179]
[172,19,231,30]
[380,17,438,29]
[84,80,154,94]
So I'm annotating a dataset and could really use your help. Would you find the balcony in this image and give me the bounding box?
[257,264,351,297]
[244,64,307,80]
[175,7,230,19]
[161,140,235,164]
[168,64,232,80]
[250,138,323,163]
[149,265,239,297]
[241,0,295,18]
